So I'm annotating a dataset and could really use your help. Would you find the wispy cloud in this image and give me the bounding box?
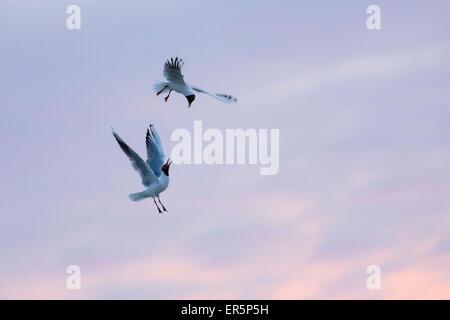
[247,46,449,103]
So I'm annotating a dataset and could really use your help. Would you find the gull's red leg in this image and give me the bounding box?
[157,85,168,96]
[164,90,173,102]
[153,198,162,214]
[158,197,168,212]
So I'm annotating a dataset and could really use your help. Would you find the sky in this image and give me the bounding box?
[1,0,450,299]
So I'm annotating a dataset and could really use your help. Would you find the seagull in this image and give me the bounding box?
[112,124,172,214]
[153,57,238,107]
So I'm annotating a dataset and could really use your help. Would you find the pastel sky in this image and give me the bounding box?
[1,0,450,299]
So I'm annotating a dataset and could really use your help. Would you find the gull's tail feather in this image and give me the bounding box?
[153,82,169,94]
[129,191,148,202]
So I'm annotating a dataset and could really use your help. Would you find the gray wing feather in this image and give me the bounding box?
[112,129,156,186]
[146,124,165,177]
[192,86,238,103]
[163,57,185,83]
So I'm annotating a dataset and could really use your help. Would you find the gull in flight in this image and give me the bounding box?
[153,57,238,107]
[112,124,172,213]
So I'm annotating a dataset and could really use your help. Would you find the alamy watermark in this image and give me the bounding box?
[65,5,381,31]
[66,5,81,30]
[366,265,381,290]
[366,5,381,30]
[170,121,280,176]
[66,265,81,290]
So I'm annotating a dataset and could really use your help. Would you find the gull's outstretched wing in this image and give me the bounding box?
[163,57,185,84]
[192,86,238,103]
[112,129,157,186]
[146,124,165,177]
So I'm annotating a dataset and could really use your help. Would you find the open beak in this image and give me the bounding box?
[166,159,172,168]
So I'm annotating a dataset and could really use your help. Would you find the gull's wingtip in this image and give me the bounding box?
[111,127,122,142]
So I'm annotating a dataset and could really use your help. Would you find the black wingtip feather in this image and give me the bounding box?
[147,124,156,139]
[112,132,131,156]
[216,93,238,102]
[165,57,184,70]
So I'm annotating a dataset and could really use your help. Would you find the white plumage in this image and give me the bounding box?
[112,124,172,213]
[154,57,238,107]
